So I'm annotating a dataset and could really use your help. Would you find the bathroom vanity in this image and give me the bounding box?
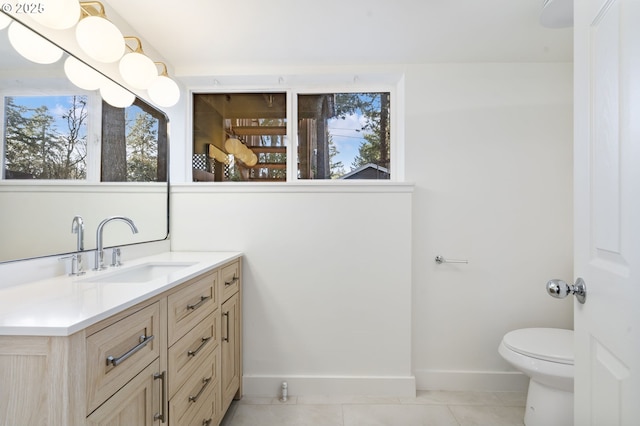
[0,251,242,426]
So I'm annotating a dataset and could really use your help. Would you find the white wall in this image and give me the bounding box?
[168,61,573,395]
[170,184,415,396]
[406,63,574,390]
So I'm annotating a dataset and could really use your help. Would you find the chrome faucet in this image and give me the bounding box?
[94,216,139,271]
[71,215,84,251]
[70,215,85,275]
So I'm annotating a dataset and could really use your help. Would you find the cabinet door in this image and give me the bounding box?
[221,292,240,412]
[87,360,164,426]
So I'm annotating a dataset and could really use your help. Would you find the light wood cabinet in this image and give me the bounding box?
[0,256,242,426]
[86,359,163,426]
[166,269,221,426]
[220,259,242,415]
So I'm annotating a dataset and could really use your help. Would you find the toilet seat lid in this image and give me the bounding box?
[502,328,574,365]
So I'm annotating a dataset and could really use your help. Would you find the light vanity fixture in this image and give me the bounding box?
[99,78,136,108]
[0,11,11,30]
[64,55,104,90]
[148,62,181,107]
[119,37,158,90]
[208,144,230,165]
[7,21,63,64]
[2,0,181,107]
[224,138,258,167]
[76,1,125,63]
[31,0,81,30]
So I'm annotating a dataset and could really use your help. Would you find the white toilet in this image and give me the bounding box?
[498,328,574,426]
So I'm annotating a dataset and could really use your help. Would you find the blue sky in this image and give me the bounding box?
[327,112,368,174]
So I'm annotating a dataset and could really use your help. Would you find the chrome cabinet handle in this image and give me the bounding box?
[189,376,212,403]
[223,311,230,342]
[154,371,167,423]
[224,274,239,286]
[187,295,210,311]
[547,278,587,304]
[187,336,211,357]
[106,334,155,367]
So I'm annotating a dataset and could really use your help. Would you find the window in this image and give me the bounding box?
[192,92,287,182]
[2,95,167,182]
[297,92,390,180]
[192,88,394,182]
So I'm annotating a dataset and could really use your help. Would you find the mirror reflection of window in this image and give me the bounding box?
[2,95,167,182]
[101,99,168,182]
[3,95,88,179]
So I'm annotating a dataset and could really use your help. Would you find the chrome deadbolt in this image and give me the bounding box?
[546,278,587,304]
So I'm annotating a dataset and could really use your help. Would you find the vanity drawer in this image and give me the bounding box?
[169,350,219,426]
[168,270,218,346]
[86,302,161,414]
[220,260,240,302]
[168,312,219,398]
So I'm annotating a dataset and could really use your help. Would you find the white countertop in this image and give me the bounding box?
[0,251,242,337]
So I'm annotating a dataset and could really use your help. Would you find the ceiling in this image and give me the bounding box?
[104,0,572,77]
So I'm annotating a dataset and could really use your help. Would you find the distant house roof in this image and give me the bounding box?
[339,163,390,180]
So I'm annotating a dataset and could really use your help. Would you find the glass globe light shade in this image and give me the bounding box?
[0,12,11,30]
[119,51,157,90]
[76,16,125,63]
[148,75,180,107]
[7,21,63,64]
[224,138,243,155]
[208,145,230,165]
[100,79,135,108]
[31,0,81,29]
[64,56,105,90]
[244,151,258,167]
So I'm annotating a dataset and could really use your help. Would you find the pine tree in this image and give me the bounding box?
[126,111,158,181]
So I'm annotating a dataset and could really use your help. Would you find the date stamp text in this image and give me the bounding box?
[1,3,45,14]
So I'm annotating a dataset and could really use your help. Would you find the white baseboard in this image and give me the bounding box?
[414,369,529,392]
[242,375,417,398]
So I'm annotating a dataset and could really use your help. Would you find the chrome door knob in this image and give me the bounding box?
[546,278,587,304]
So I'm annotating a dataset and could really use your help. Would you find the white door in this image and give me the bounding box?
[573,0,640,424]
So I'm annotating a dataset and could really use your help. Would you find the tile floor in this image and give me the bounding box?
[219,390,527,426]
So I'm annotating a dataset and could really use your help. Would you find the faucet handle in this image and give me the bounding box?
[60,253,86,276]
[111,247,122,267]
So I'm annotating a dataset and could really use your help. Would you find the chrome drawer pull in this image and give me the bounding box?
[187,295,210,311]
[106,334,155,367]
[153,371,167,423]
[187,336,211,357]
[188,376,212,403]
[224,274,239,287]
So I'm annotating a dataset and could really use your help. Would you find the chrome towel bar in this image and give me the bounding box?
[435,255,468,264]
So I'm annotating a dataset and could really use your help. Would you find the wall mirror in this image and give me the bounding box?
[0,11,169,264]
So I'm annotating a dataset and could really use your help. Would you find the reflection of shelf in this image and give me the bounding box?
[233,126,286,136]
[248,177,285,182]
[240,163,286,170]
[249,146,286,154]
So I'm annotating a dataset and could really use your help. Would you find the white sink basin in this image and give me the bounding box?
[83,262,197,283]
